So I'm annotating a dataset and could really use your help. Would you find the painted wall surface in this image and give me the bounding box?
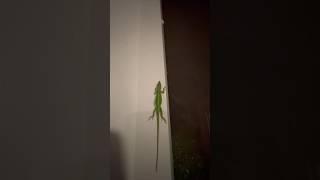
[0,0,109,179]
[110,0,173,180]
[110,0,140,179]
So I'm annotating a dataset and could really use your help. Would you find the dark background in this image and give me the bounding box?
[162,0,211,179]
[0,0,109,180]
[211,0,319,180]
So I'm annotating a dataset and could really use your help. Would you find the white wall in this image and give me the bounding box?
[110,0,140,179]
[110,0,173,180]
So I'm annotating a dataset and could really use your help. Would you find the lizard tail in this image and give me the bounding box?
[155,116,159,172]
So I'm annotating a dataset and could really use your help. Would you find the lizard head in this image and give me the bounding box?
[155,81,162,93]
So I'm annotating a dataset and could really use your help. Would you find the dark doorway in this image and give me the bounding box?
[161,0,211,179]
[210,0,319,179]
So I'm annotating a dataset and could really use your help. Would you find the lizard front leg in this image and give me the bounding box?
[161,87,166,93]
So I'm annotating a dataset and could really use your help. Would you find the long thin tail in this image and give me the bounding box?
[155,115,159,172]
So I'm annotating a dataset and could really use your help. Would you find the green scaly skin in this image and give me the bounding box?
[149,81,167,172]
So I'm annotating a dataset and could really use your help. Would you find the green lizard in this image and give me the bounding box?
[149,81,167,172]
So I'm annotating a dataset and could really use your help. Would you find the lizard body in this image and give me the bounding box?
[149,81,166,172]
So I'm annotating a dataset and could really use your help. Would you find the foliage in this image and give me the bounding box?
[172,133,206,180]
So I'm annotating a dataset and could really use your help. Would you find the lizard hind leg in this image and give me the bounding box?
[160,108,167,123]
[148,109,155,121]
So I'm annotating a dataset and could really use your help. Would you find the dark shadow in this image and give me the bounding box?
[162,0,211,179]
[110,131,126,180]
